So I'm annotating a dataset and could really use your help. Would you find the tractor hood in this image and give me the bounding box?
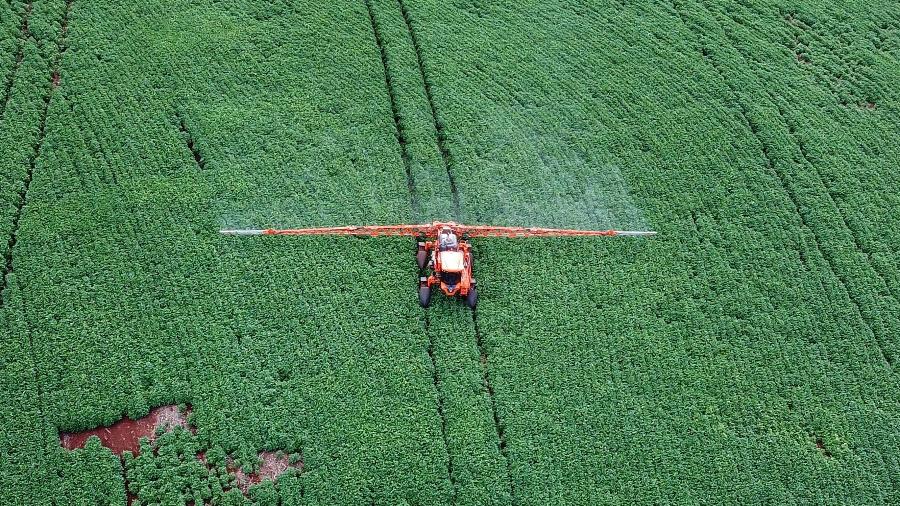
[438,251,465,272]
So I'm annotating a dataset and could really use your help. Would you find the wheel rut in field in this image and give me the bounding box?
[768,102,896,367]
[0,1,32,122]
[709,3,897,311]
[771,99,899,304]
[423,311,456,498]
[670,2,894,368]
[364,0,420,219]
[5,2,76,487]
[367,0,461,494]
[175,110,206,170]
[368,0,513,498]
[472,309,516,504]
[718,6,896,308]
[2,0,73,305]
[396,0,461,221]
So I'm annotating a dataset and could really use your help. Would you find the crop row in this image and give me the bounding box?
[1,0,898,504]
[1,0,455,504]
[0,0,68,301]
[402,0,900,503]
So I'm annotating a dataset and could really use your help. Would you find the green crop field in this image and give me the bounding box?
[1,0,898,504]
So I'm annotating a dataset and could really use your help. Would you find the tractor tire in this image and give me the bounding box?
[465,287,478,308]
[416,247,428,270]
[419,285,432,308]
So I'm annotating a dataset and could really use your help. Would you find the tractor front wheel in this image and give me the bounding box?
[419,284,432,308]
[465,286,478,308]
[416,244,428,270]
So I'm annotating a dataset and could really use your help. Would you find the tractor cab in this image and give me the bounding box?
[437,228,458,251]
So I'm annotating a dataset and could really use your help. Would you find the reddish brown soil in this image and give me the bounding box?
[59,404,191,456]
[228,452,303,493]
[61,405,300,498]
[51,72,60,87]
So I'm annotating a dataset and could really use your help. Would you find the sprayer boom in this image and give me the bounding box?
[220,222,656,239]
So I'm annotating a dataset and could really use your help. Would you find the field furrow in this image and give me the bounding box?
[396,0,461,220]
[674,4,895,368]
[364,0,420,218]
[1,0,65,300]
[471,310,515,503]
[0,0,898,504]
[398,0,900,503]
[675,0,899,369]
[426,299,511,505]
[364,0,455,221]
[0,1,31,121]
[423,311,457,496]
[1,0,70,303]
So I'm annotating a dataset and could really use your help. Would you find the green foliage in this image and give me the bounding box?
[4,0,447,504]
[0,0,897,505]
[401,0,900,502]
[57,437,125,505]
[126,429,212,505]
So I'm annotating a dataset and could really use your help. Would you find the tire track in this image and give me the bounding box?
[740,102,892,367]
[364,0,420,219]
[175,110,206,170]
[710,5,897,305]
[711,6,897,366]
[2,2,74,306]
[472,309,516,504]
[771,99,899,304]
[670,2,893,367]
[365,0,454,493]
[423,311,456,501]
[12,1,76,493]
[389,0,516,498]
[0,1,32,122]
[391,0,515,497]
[395,0,461,221]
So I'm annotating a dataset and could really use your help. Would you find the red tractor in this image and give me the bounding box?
[416,226,476,308]
[221,221,655,308]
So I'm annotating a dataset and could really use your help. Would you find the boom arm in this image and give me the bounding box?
[459,225,656,238]
[221,222,655,238]
[220,224,433,237]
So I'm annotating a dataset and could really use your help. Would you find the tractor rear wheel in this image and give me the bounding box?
[465,286,478,308]
[416,244,428,270]
[419,285,432,308]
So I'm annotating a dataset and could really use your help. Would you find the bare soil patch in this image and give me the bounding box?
[59,404,191,456]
